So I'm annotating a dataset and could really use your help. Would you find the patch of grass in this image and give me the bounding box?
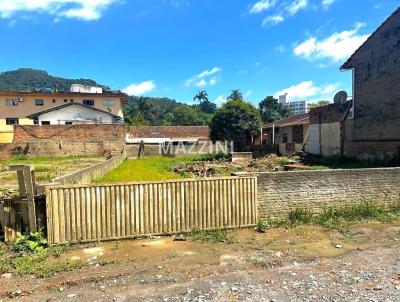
[288,208,314,226]
[2,253,85,278]
[300,154,398,169]
[0,232,75,278]
[249,257,268,267]
[97,258,119,266]
[190,228,237,244]
[261,200,400,232]
[96,154,224,183]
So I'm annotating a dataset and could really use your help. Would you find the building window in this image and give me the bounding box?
[83,99,94,106]
[6,99,18,106]
[52,99,56,103]
[35,99,44,106]
[65,122,73,125]
[103,100,114,106]
[282,133,288,144]
[64,99,68,103]
[6,118,19,125]
[41,121,50,125]
[33,118,39,125]
[70,99,74,103]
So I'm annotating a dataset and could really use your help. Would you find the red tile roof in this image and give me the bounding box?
[264,113,309,129]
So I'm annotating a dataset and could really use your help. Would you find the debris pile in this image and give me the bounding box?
[172,154,291,178]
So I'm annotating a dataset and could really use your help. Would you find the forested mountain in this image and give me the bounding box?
[0,68,108,91]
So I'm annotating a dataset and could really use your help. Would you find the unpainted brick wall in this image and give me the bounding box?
[256,168,400,219]
[13,124,126,142]
[6,125,127,158]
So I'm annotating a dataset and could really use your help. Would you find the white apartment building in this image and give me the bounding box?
[279,93,309,115]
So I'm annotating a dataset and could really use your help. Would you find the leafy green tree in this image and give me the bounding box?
[125,115,150,126]
[227,89,243,101]
[210,100,262,146]
[171,106,209,126]
[259,96,291,123]
[308,100,330,109]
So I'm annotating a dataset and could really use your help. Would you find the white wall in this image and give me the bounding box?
[306,124,320,155]
[321,122,341,156]
[38,105,114,125]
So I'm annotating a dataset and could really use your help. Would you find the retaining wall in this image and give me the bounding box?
[256,167,400,219]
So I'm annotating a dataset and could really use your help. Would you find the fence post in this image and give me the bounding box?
[9,164,37,232]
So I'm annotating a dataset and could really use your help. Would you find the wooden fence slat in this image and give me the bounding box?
[45,177,257,243]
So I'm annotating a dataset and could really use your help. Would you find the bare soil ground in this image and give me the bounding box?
[1,221,400,301]
[0,156,105,193]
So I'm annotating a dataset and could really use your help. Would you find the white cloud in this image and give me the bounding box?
[294,23,370,62]
[276,81,340,101]
[214,95,227,106]
[262,15,284,26]
[197,67,222,78]
[0,0,118,21]
[249,0,276,14]
[286,0,308,15]
[321,0,335,10]
[123,80,156,96]
[185,67,222,88]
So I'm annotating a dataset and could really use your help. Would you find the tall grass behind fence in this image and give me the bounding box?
[45,177,257,244]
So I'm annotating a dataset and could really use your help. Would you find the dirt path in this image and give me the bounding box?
[2,223,400,301]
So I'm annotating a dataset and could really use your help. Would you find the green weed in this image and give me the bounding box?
[264,200,400,231]
[190,228,237,244]
[249,257,267,267]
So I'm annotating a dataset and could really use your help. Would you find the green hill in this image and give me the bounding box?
[0,68,109,92]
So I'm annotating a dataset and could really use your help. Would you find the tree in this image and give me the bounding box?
[227,89,243,101]
[210,100,262,146]
[125,115,150,126]
[193,90,209,102]
[194,90,217,114]
[171,106,209,126]
[308,100,330,109]
[259,96,291,123]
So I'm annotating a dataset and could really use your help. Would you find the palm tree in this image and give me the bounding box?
[193,90,209,103]
[227,89,243,101]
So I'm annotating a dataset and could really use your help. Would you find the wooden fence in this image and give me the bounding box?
[45,177,257,244]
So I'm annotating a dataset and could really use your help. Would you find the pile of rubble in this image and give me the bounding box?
[173,154,291,178]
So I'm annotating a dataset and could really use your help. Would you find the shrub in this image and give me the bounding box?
[288,208,314,226]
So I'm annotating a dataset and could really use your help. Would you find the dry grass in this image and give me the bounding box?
[0,155,105,193]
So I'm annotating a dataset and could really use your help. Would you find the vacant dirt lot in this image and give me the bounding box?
[1,221,400,301]
[0,156,105,194]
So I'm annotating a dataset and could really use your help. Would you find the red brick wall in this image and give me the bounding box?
[13,125,126,143]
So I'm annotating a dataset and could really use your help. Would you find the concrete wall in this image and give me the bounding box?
[40,152,126,188]
[256,168,400,219]
[320,122,341,156]
[37,104,115,125]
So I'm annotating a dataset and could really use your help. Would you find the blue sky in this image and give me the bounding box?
[0,0,399,106]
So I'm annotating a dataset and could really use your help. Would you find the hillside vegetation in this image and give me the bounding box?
[0,68,108,92]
